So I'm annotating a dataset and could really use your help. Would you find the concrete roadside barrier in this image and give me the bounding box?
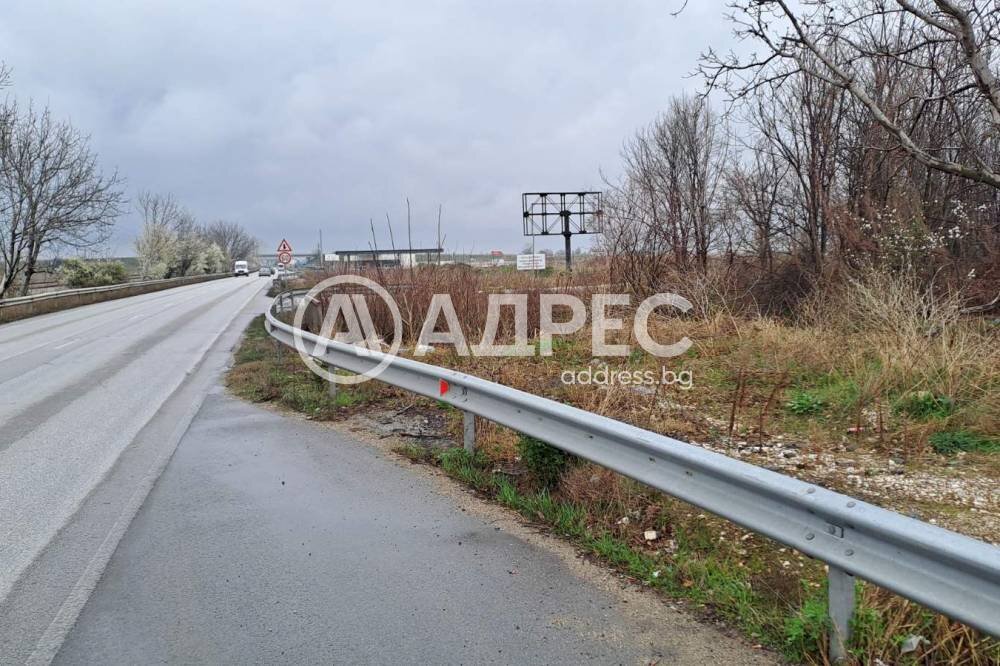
[0,273,230,324]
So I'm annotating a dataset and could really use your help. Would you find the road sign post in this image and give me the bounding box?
[276,239,294,268]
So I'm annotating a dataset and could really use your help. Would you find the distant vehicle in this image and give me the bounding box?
[258,266,273,276]
[275,264,286,277]
[233,260,249,276]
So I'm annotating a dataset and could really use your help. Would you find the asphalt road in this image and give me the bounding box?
[0,276,267,663]
[2,278,772,664]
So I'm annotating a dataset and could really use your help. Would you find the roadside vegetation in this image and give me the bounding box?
[133,192,258,279]
[58,258,128,288]
[229,259,998,664]
[228,315,396,418]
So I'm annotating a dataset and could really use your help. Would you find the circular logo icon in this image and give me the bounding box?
[291,275,403,385]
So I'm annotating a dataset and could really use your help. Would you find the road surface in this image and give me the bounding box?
[1,279,772,664]
[0,277,267,663]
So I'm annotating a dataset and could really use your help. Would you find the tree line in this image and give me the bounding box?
[0,64,258,297]
[601,0,1000,313]
[133,192,258,279]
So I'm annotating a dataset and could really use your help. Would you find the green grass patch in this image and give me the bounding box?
[785,389,826,415]
[894,391,955,421]
[437,448,494,491]
[928,430,998,455]
[782,372,861,422]
[783,588,831,660]
[394,436,976,662]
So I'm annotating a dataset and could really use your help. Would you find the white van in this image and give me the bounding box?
[233,260,249,276]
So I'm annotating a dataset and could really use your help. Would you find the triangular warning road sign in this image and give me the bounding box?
[276,239,293,253]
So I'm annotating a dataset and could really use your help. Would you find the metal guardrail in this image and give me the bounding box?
[265,290,999,660]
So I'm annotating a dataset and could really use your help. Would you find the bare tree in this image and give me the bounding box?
[671,95,730,268]
[202,219,258,262]
[701,0,1000,188]
[727,144,785,270]
[600,95,730,293]
[135,192,201,277]
[18,109,124,295]
[750,72,846,272]
[0,101,123,297]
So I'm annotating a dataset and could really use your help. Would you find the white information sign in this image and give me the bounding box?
[516,253,546,271]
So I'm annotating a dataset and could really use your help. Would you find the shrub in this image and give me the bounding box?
[517,434,570,487]
[60,259,128,288]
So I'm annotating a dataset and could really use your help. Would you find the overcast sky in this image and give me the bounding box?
[2,1,735,256]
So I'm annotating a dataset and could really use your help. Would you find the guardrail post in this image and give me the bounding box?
[327,369,338,399]
[828,565,854,662]
[463,411,476,453]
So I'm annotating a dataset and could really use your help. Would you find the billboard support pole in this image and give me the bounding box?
[562,210,573,272]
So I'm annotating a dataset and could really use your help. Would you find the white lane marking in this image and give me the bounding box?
[51,338,79,350]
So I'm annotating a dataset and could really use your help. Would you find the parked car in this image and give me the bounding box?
[233,260,249,276]
[258,266,273,276]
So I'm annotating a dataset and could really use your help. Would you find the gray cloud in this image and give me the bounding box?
[2,0,733,256]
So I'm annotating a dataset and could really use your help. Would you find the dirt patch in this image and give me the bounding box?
[348,404,453,448]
